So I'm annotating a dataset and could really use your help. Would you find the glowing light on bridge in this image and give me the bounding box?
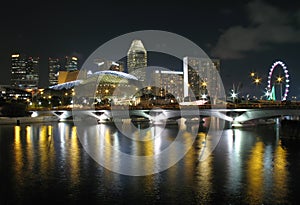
[267,61,290,101]
[201,93,208,99]
[230,89,238,100]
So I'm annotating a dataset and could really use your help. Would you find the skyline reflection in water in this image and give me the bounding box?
[0,120,298,204]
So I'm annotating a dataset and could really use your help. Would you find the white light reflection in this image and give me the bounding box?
[233,129,242,154]
[264,145,273,188]
[226,128,243,194]
[58,122,66,144]
[58,123,67,159]
[152,125,163,154]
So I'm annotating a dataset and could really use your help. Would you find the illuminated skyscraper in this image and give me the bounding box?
[11,53,39,89]
[127,40,147,81]
[153,69,184,100]
[64,56,78,71]
[183,57,220,100]
[48,58,61,86]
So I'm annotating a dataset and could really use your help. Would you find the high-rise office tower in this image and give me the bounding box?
[153,69,184,100]
[48,58,61,86]
[127,40,147,81]
[11,53,39,89]
[183,57,220,100]
[64,56,78,71]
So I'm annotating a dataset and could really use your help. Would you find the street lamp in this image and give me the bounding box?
[231,91,238,99]
[230,89,238,103]
[264,89,271,99]
[253,77,261,85]
[276,76,283,83]
[200,80,207,98]
[201,81,207,87]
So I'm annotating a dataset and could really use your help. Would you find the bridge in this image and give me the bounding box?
[29,107,300,126]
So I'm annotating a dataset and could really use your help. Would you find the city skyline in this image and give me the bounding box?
[0,0,299,98]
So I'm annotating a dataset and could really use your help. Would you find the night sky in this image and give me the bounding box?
[0,0,299,98]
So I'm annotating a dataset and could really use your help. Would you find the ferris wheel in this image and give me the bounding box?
[266,61,290,101]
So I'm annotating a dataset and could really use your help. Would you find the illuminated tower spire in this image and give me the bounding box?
[269,85,276,101]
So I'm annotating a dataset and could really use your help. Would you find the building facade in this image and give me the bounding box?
[0,85,32,102]
[183,57,220,100]
[127,40,147,82]
[11,53,39,89]
[153,69,184,101]
[64,56,78,71]
[58,70,80,84]
[48,58,61,86]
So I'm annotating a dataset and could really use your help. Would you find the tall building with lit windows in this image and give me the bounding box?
[153,69,184,100]
[127,40,147,81]
[183,57,220,100]
[48,58,61,86]
[11,53,39,89]
[64,56,78,71]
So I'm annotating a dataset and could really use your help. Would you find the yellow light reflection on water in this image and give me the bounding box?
[143,129,155,174]
[181,130,194,182]
[47,125,55,164]
[272,143,288,203]
[26,126,32,144]
[70,126,80,186]
[14,126,23,183]
[195,132,213,202]
[39,125,49,177]
[246,141,264,204]
[14,126,21,144]
[144,130,154,156]
[48,125,52,137]
[25,126,33,170]
[39,125,47,144]
[141,128,157,196]
[104,127,113,171]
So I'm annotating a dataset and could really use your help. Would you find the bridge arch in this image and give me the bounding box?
[234,109,300,122]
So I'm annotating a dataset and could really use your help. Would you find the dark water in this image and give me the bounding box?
[1,119,300,204]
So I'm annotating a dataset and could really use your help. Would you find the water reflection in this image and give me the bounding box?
[195,132,213,203]
[225,129,243,198]
[76,121,198,176]
[1,121,296,204]
[243,128,289,204]
[14,126,23,187]
[273,142,288,203]
[70,126,80,187]
[246,141,264,204]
